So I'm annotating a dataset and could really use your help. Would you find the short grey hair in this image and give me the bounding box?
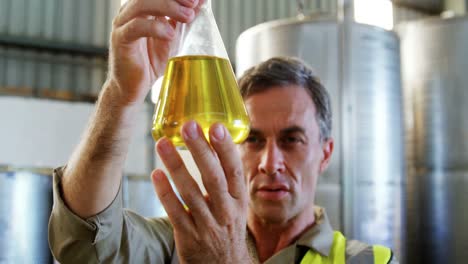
[238,57,332,142]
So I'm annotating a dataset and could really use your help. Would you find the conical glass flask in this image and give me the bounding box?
[152,0,250,147]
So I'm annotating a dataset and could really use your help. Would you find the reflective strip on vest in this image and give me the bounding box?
[373,245,392,264]
[300,231,392,264]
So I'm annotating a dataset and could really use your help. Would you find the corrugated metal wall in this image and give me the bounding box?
[0,0,335,98]
[1,0,434,99]
[212,0,336,65]
[213,0,432,64]
[0,0,118,100]
[0,0,115,47]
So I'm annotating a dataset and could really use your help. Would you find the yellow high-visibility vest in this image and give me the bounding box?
[300,231,392,264]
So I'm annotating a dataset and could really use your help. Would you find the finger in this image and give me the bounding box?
[209,123,247,201]
[181,121,231,213]
[156,137,213,225]
[167,17,178,29]
[113,17,175,44]
[152,169,194,231]
[176,0,200,8]
[193,0,206,16]
[114,0,198,27]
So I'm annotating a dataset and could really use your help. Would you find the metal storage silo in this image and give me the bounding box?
[236,17,405,260]
[398,16,468,264]
[0,167,53,263]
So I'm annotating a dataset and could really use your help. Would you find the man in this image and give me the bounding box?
[48,0,397,263]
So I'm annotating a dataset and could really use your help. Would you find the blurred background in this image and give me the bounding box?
[1,0,467,263]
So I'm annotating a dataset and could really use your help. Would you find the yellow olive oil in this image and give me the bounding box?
[152,55,250,146]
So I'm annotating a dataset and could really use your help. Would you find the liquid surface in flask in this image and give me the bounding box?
[152,55,250,146]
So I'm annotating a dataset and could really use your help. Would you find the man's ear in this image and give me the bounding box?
[319,138,334,174]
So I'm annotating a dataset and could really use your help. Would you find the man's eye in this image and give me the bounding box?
[245,136,260,143]
[281,136,303,145]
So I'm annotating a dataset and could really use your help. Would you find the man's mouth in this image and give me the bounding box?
[256,185,289,200]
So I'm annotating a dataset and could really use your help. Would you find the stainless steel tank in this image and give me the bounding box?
[0,168,164,263]
[398,16,468,264]
[0,167,53,263]
[236,17,405,259]
[399,16,468,170]
[123,175,167,218]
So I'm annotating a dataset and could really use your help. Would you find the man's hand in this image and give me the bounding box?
[107,0,201,106]
[152,121,251,263]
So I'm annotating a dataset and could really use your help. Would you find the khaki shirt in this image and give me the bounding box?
[49,168,398,263]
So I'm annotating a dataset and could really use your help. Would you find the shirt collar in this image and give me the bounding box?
[246,206,335,261]
[295,206,335,257]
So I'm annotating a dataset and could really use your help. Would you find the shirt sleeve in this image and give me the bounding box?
[48,166,175,263]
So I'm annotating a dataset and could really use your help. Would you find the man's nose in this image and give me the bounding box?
[258,141,285,175]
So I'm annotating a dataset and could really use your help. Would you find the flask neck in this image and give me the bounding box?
[170,0,229,60]
[203,0,212,9]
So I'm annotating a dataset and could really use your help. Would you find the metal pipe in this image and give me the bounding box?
[338,0,349,237]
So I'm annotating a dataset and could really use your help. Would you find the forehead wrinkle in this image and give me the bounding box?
[279,126,306,135]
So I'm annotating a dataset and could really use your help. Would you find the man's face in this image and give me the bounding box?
[239,85,333,224]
